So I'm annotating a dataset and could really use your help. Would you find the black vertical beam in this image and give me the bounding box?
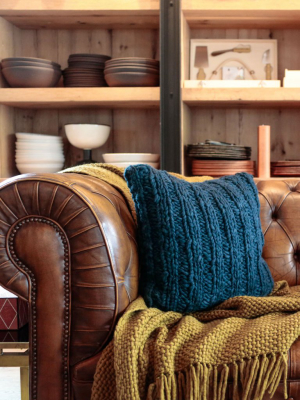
[160,0,181,173]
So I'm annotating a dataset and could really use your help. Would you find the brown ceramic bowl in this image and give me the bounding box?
[106,57,159,65]
[105,62,158,68]
[2,57,61,68]
[104,66,159,75]
[105,72,159,87]
[69,53,111,59]
[2,60,61,70]
[2,66,62,88]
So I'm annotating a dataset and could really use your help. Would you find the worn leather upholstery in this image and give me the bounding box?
[0,173,138,400]
[0,175,300,399]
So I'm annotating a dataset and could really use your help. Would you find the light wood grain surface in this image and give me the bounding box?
[181,25,300,174]
[0,17,160,175]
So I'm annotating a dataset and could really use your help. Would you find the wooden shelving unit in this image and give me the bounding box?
[183,88,300,109]
[0,0,160,29]
[182,0,300,29]
[0,1,161,177]
[180,0,300,176]
[0,88,160,109]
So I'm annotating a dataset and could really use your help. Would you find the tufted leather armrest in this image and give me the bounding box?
[0,173,138,400]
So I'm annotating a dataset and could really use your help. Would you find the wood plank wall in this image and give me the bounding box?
[0,21,160,173]
[184,29,300,166]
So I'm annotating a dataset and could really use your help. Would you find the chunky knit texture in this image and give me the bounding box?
[124,166,274,312]
[91,282,300,400]
[62,163,213,225]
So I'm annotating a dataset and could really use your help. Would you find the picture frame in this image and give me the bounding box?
[190,39,278,81]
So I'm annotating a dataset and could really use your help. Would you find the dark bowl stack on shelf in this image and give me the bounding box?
[63,54,111,87]
[104,57,159,87]
[188,140,255,177]
[1,57,62,88]
[271,161,300,177]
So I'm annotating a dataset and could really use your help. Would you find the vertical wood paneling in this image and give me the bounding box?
[189,108,300,165]
[0,105,17,177]
[0,17,20,176]
[113,109,160,154]
[183,28,300,173]
[10,27,159,169]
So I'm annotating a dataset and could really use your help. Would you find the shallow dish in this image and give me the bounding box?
[2,61,61,70]
[65,124,111,149]
[16,163,64,174]
[104,66,159,75]
[105,72,159,87]
[102,153,160,163]
[16,155,65,162]
[16,142,63,153]
[106,57,159,65]
[3,66,61,88]
[2,57,60,68]
[104,162,159,169]
[16,133,62,141]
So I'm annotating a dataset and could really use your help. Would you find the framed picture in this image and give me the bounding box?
[190,39,278,81]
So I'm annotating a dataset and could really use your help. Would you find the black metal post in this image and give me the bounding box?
[160,0,181,173]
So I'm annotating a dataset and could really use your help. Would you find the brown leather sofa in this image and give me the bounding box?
[0,173,299,400]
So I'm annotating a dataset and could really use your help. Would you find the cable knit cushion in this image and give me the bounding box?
[124,165,274,312]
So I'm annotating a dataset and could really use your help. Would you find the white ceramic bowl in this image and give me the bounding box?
[16,133,62,141]
[16,163,64,174]
[102,153,160,163]
[65,124,111,149]
[16,150,64,156]
[16,156,65,163]
[104,162,159,168]
[16,142,63,149]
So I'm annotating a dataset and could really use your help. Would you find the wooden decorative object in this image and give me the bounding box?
[257,125,271,178]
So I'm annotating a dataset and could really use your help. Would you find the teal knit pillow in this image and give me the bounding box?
[124,165,274,313]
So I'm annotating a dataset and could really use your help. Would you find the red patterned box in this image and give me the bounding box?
[0,287,28,330]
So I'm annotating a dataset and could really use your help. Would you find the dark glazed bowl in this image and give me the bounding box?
[105,72,159,87]
[2,66,62,88]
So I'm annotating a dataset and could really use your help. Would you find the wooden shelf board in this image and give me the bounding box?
[0,0,159,29]
[183,87,300,109]
[0,87,160,109]
[2,15,159,29]
[0,0,159,13]
[183,0,300,28]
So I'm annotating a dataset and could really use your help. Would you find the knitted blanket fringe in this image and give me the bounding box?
[147,353,288,400]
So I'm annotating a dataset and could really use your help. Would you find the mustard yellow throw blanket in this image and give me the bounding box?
[63,164,300,400]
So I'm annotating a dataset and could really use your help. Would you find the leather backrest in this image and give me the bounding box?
[256,179,300,287]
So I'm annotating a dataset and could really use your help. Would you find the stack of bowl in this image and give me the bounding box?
[104,57,159,87]
[63,54,111,87]
[1,57,62,88]
[102,153,160,168]
[15,133,65,174]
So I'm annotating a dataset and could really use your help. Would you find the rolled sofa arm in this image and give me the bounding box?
[0,172,139,400]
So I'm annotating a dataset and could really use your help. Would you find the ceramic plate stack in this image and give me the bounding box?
[15,133,65,174]
[1,57,62,88]
[104,58,159,87]
[102,153,160,168]
[63,54,111,87]
[187,142,252,160]
[192,160,256,177]
[271,161,300,177]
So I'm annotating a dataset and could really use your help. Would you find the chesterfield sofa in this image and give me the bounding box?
[0,172,299,400]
